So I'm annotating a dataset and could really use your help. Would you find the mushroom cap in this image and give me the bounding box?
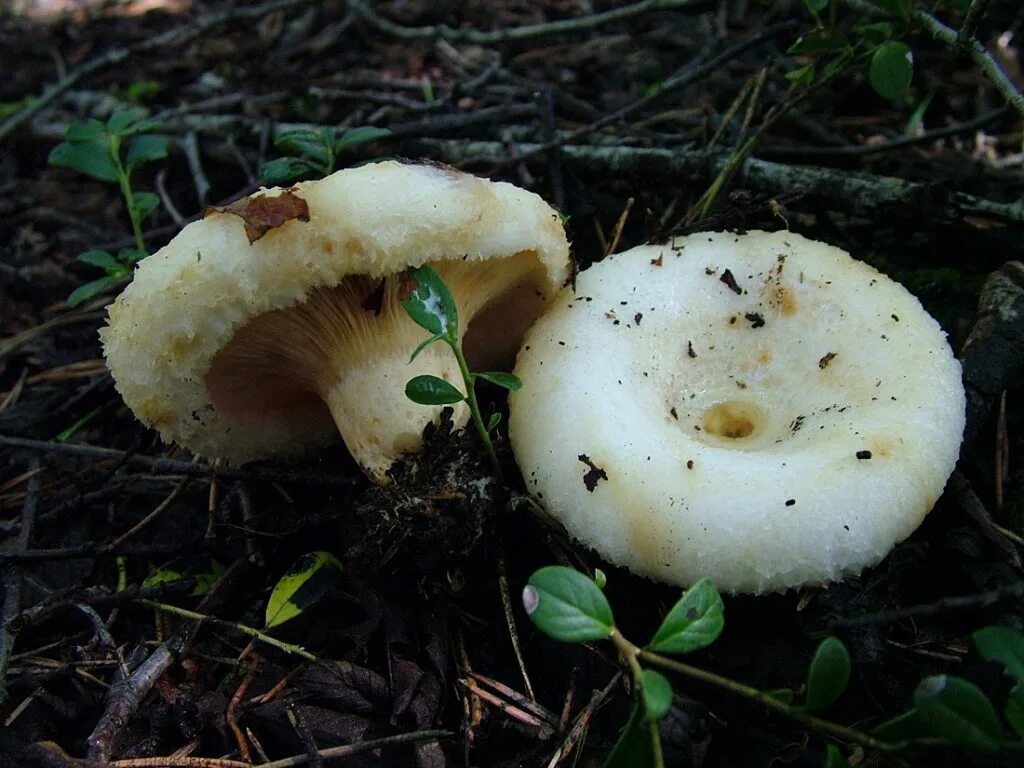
[508,231,965,594]
[102,161,569,469]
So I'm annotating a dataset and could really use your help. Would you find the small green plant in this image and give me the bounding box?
[140,551,342,660]
[48,108,168,306]
[259,125,392,185]
[524,566,1024,766]
[401,265,521,479]
[787,0,916,101]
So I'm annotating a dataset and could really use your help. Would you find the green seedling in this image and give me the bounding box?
[48,108,168,306]
[524,566,1024,767]
[140,551,342,661]
[259,125,392,185]
[400,265,521,479]
[786,2,915,101]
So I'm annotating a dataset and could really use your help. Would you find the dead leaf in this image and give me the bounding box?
[205,191,310,244]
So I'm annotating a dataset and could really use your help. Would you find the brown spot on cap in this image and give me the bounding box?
[818,352,837,369]
[205,190,310,244]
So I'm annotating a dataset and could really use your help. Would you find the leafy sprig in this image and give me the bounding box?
[140,551,342,660]
[401,265,521,479]
[524,566,1024,767]
[48,108,168,306]
[788,0,915,101]
[259,125,392,186]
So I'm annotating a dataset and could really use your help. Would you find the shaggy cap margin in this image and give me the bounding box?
[102,160,570,467]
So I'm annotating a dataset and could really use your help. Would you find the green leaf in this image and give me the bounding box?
[77,250,119,271]
[126,134,168,170]
[402,265,458,340]
[192,559,225,596]
[265,551,343,630]
[1006,685,1024,738]
[49,140,118,182]
[647,578,724,654]
[788,30,849,54]
[973,626,1024,684]
[523,566,614,643]
[409,333,444,363]
[869,42,913,100]
[476,371,523,391]
[335,125,392,150]
[603,702,659,768]
[142,567,184,589]
[259,156,319,185]
[823,744,846,768]
[914,675,1002,751]
[802,0,829,12]
[821,51,854,80]
[593,568,607,590]
[65,119,104,142]
[66,276,118,307]
[486,412,501,433]
[805,637,851,712]
[132,191,160,222]
[274,128,330,165]
[642,669,673,722]
[106,108,145,135]
[127,117,164,135]
[405,375,465,405]
[872,708,928,742]
[785,64,816,86]
[125,80,163,103]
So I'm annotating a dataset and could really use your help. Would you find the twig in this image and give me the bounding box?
[838,0,1024,119]
[957,0,993,48]
[104,479,190,551]
[0,0,321,143]
[227,656,260,762]
[0,435,360,486]
[827,582,1024,629]
[405,138,1024,224]
[86,559,253,761]
[637,646,942,754]
[137,600,317,660]
[105,730,455,768]
[493,20,799,167]
[349,0,701,44]
[497,553,536,701]
[960,262,1024,445]
[0,458,41,703]
[762,106,1010,158]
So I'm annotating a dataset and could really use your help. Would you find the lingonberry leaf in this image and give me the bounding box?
[805,637,851,712]
[914,675,1002,751]
[523,566,613,643]
[647,578,724,654]
[405,375,465,405]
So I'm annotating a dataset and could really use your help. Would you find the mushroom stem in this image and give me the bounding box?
[322,344,469,482]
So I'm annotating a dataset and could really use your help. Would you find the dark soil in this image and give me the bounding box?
[2,2,1023,767]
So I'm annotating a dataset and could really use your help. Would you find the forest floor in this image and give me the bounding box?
[1,1,1023,767]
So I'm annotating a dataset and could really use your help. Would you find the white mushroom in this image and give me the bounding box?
[102,161,570,481]
[508,230,965,593]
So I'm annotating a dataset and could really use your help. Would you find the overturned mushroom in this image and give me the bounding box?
[102,161,570,481]
[509,231,965,593]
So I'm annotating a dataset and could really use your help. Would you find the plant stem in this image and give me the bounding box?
[111,136,147,254]
[634,645,929,754]
[449,340,503,479]
[137,599,317,660]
